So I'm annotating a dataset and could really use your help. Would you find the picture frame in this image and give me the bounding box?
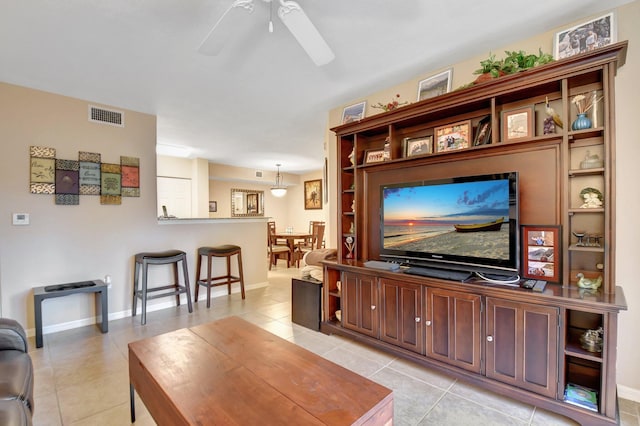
[521,225,561,284]
[342,101,366,124]
[403,136,433,157]
[417,69,452,101]
[364,149,386,164]
[501,106,534,141]
[304,179,322,210]
[434,120,471,152]
[323,157,328,203]
[246,193,258,214]
[554,12,616,60]
[473,115,492,146]
[208,200,217,212]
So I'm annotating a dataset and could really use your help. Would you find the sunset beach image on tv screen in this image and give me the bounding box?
[382,179,511,261]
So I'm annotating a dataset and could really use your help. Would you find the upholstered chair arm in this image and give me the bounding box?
[0,318,28,352]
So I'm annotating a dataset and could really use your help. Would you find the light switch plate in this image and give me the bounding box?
[12,213,29,225]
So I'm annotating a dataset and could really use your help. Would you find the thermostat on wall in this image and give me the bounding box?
[12,213,29,225]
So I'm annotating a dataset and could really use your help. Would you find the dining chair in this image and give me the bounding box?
[302,221,325,248]
[295,222,325,267]
[268,221,287,245]
[268,225,291,270]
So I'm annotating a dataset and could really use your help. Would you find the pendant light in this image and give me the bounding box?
[271,164,287,197]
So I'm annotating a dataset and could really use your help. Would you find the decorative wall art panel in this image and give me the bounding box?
[121,187,140,197]
[101,194,121,205]
[120,156,139,167]
[55,194,80,205]
[30,158,56,182]
[120,156,140,197]
[55,159,79,205]
[78,151,101,163]
[28,146,139,206]
[79,151,101,195]
[101,163,121,205]
[30,183,55,194]
[30,146,56,194]
[30,146,56,158]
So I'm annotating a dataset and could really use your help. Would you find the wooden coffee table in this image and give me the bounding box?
[129,316,393,425]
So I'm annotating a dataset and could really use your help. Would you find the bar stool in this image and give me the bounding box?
[132,250,193,325]
[195,245,245,308]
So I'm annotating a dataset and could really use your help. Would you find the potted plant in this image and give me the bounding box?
[473,53,505,83]
[472,49,554,84]
[501,49,554,73]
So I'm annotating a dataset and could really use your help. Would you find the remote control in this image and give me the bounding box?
[532,280,547,292]
[363,260,400,271]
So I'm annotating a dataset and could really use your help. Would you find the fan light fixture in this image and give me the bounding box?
[271,164,287,197]
[198,0,334,66]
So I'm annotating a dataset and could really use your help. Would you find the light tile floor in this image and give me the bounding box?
[28,265,639,425]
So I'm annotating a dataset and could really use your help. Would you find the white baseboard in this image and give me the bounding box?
[618,384,640,403]
[27,281,268,338]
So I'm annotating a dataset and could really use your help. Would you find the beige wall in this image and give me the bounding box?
[157,155,210,218]
[157,158,328,232]
[325,2,640,399]
[0,83,268,334]
[208,163,327,234]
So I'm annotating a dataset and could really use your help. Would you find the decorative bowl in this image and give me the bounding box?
[580,330,602,353]
[580,158,604,169]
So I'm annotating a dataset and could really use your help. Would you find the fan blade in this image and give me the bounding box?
[278,0,335,66]
[198,0,255,56]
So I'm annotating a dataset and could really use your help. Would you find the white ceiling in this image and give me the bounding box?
[0,0,631,174]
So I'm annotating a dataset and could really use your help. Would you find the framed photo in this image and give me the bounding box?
[208,201,217,212]
[501,106,534,141]
[417,69,452,101]
[246,193,258,214]
[473,115,492,146]
[342,101,366,124]
[304,179,322,210]
[434,120,471,152]
[554,12,616,60]
[403,136,433,157]
[521,225,561,284]
[323,157,328,203]
[364,149,386,164]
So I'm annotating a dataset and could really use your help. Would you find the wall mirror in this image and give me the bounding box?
[231,188,264,217]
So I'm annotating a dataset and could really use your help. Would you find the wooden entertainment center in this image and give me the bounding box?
[322,42,628,425]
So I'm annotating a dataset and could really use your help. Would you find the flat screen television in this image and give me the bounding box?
[380,172,519,277]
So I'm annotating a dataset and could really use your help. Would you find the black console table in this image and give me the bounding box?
[33,279,109,348]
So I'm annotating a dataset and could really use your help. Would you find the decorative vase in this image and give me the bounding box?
[572,113,592,131]
[473,70,506,84]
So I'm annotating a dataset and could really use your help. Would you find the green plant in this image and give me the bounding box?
[474,49,554,77]
[501,49,554,74]
[474,53,504,78]
[372,94,408,112]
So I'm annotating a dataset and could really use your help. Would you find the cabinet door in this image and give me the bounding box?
[485,298,559,398]
[342,272,379,338]
[425,288,482,373]
[380,279,424,354]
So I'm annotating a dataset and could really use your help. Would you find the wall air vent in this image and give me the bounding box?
[255,170,263,178]
[88,105,124,127]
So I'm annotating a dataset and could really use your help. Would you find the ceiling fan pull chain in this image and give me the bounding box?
[269,0,274,33]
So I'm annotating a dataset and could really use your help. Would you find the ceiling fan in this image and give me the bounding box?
[198,0,335,66]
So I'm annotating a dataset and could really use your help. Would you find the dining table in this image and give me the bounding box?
[273,231,312,252]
